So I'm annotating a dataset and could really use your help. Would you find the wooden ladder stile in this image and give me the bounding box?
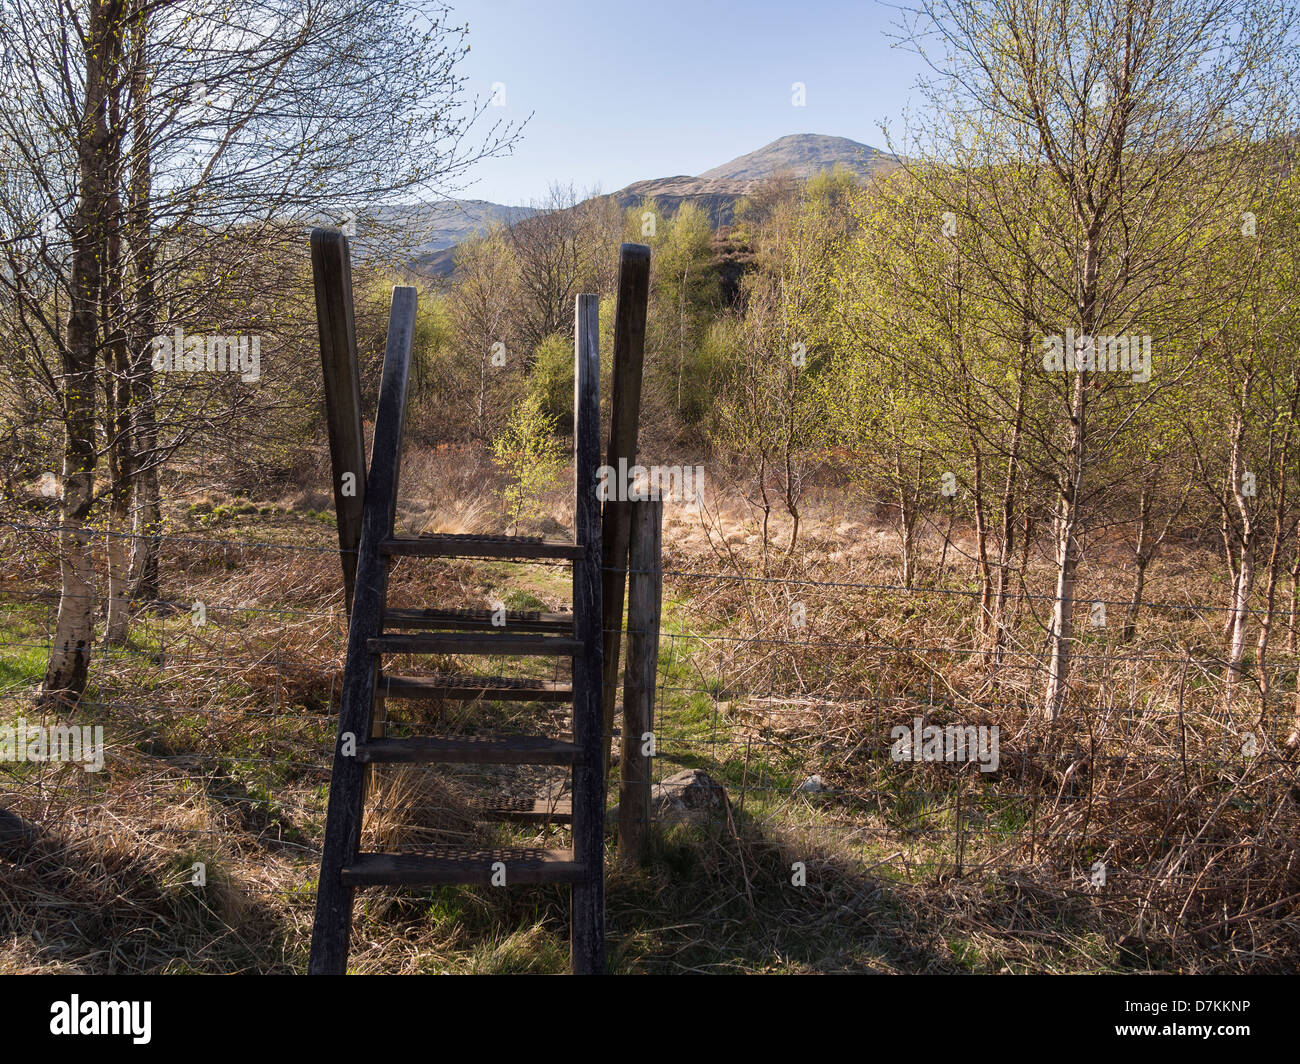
[308,232,607,974]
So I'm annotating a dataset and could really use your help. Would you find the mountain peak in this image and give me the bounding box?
[697,133,888,182]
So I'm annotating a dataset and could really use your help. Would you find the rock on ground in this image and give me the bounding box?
[608,768,730,827]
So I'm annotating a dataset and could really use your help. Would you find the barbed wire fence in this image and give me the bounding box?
[2,515,1299,971]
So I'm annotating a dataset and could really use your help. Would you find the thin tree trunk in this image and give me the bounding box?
[969,436,991,642]
[1228,549,1255,691]
[126,1,161,605]
[1120,486,1151,644]
[41,0,127,708]
[1226,405,1255,699]
[782,412,801,556]
[1043,370,1087,720]
[894,451,919,590]
[1254,404,1294,702]
[104,96,132,644]
[1122,559,1148,646]
[1014,512,1035,626]
[1043,224,1101,722]
[475,325,487,433]
[1220,502,1239,641]
[676,263,687,415]
[937,508,954,580]
[1255,528,1283,701]
[994,264,1031,663]
[993,379,1025,663]
[1286,548,1299,655]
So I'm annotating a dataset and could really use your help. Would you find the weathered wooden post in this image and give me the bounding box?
[571,293,606,974]
[311,228,366,616]
[601,243,651,773]
[619,497,662,861]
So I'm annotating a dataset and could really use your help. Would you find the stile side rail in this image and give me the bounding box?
[309,285,417,975]
[570,292,606,974]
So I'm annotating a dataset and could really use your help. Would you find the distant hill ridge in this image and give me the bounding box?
[412,133,896,276]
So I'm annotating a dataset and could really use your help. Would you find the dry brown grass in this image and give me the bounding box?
[658,476,1300,971]
[1,460,1298,973]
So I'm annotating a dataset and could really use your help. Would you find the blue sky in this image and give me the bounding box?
[444,0,929,205]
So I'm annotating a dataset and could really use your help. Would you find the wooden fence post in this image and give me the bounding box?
[311,228,366,616]
[620,497,662,861]
[601,243,651,774]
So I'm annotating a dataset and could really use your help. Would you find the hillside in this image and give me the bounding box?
[414,134,896,276]
[387,199,537,271]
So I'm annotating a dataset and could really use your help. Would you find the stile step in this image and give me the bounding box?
[369,632,582,656]
[356,734,580,765]
[341,846,584,886]
[375,673,573,702]
[480,797,573,824]
[381,534,584,561]
[383,607,573,634]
